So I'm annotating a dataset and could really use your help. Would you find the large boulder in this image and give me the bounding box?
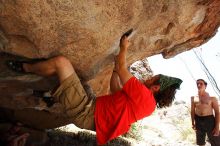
[0,0,220,95]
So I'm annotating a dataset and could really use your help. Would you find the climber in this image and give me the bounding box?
[3,33,182,145]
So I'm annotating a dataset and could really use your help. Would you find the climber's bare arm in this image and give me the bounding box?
[110,70,122,94]
[115,36,133,85]
[110,57,123,93]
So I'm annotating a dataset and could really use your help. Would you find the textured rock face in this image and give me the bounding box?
[0,0,220,95]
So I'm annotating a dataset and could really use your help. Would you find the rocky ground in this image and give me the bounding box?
[131,101,212,146]
[136,101,196,146]
[47,101,212,146]
[1,100,213,146]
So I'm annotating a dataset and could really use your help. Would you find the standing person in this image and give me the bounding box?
[191,79,220,146]
[3,34,182,145]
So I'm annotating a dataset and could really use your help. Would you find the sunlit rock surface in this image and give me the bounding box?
[0,0,220,95]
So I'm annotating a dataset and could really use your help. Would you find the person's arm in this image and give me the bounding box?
[191,96,196,130]
[212,97,219,136]
[114,36,133,85]
[110,66,122,93]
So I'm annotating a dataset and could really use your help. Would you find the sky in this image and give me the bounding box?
[148,28,220,103]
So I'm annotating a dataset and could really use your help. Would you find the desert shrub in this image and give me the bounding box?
[123,121,143,141]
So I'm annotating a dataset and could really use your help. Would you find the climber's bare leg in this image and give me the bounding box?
[23,56,74,83]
